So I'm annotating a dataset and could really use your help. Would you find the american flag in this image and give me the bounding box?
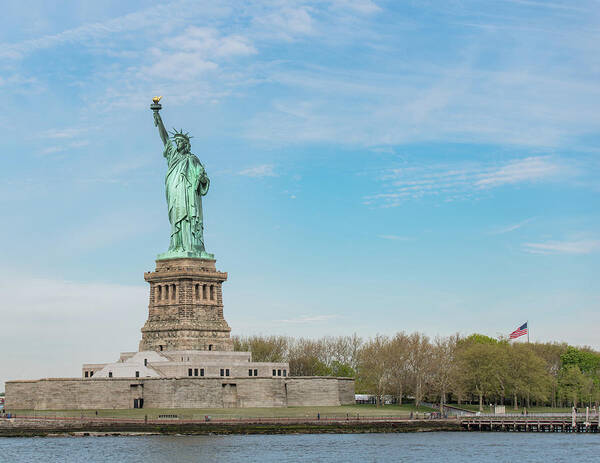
[510,322,528,339]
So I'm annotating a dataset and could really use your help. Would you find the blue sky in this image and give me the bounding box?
[1,0,599,387]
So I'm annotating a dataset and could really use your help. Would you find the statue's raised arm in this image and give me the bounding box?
[150,96,169,146]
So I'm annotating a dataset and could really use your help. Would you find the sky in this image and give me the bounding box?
[1,0,599,389]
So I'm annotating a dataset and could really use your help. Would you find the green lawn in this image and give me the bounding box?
[11,403,436,420]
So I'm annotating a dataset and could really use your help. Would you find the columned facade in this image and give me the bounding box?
[139,258,233,352]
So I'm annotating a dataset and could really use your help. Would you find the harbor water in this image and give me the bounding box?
[1,432,599,462]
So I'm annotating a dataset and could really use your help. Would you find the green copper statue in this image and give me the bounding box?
[151,97,213,260]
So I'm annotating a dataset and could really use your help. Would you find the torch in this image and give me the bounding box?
[151,96,163,127]
[151,96,162,112]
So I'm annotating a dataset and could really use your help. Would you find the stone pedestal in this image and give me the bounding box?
[139,258,233,352]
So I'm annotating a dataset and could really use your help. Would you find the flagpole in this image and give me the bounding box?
[527,320,529,343]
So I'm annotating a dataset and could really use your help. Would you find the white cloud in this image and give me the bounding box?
[0,2,179,59]
[239,164,277,178]
[490,218,534,234]
[523,239,600,255]
[278,314,338,324]
[329,0,381,14]
[253,7,314,41]
[244,55,600,147]
[38,140,89,156]
[5,1,598,151]
[165,27,255,57]
[378,234,411,241]
[39,127,87,139]
[143,27,256,81]
[475,157,563,188]
[365,156,574,206]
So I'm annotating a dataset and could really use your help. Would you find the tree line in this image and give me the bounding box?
[233,333,600,411]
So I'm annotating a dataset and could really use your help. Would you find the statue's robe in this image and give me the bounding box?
[164,142,209,254]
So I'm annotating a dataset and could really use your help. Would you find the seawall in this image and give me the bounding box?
[0,417,461,437]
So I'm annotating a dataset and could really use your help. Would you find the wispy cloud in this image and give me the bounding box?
[39,127,87,139]
[378,234,411,241]
[142,27,256,81]
[475,157,563,188]
[253,7,314,41]
[490,218,534,234]
[0,3,175,59]
[329,0,381,14]
[38,140,89,156]
[523,239,600,255]
[278,315,338,324]
[5,1,599,151]
[366,156,575,206]
[239,164,277,178]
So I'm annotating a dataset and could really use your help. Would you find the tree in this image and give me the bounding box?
[430,335,458,412]
[289,338,329,376]
[456,336,503,411]
[406,333,433,407]
[330,360,356,378]
[530,342,567,407]
[559,365,590,407]
[559,347,600,407]
[385,333,410,405]
[506,344,550,409]
[561,347,600,375]
[356,335,390,406]
[233,335,289,362]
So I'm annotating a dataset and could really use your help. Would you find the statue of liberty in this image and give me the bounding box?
[151,97,213,260]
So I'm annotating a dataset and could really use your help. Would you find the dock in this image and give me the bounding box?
[461,413,600,432]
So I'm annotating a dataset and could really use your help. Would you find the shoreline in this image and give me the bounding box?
[0,418,462,437]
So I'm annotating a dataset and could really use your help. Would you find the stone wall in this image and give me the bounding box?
[337,377,355,404]
[286,377,355,406]
[5,376,355,410]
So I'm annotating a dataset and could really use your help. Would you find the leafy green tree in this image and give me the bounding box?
[561,347,600,374]
[290,355,332,376]
[288,338,329,376]
[456,339,503,411]
[559,365,591,407]
[559,347,600,407]
[459,333,499,346]
[530,342,567,407]
[329,360,356,378]
[506,344,550,409]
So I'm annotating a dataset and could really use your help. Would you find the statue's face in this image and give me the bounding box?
[175,137,190,153]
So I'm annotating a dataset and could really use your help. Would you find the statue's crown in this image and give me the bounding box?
[170,128,193,141]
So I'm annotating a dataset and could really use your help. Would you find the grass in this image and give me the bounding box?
[10,404,436,420]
